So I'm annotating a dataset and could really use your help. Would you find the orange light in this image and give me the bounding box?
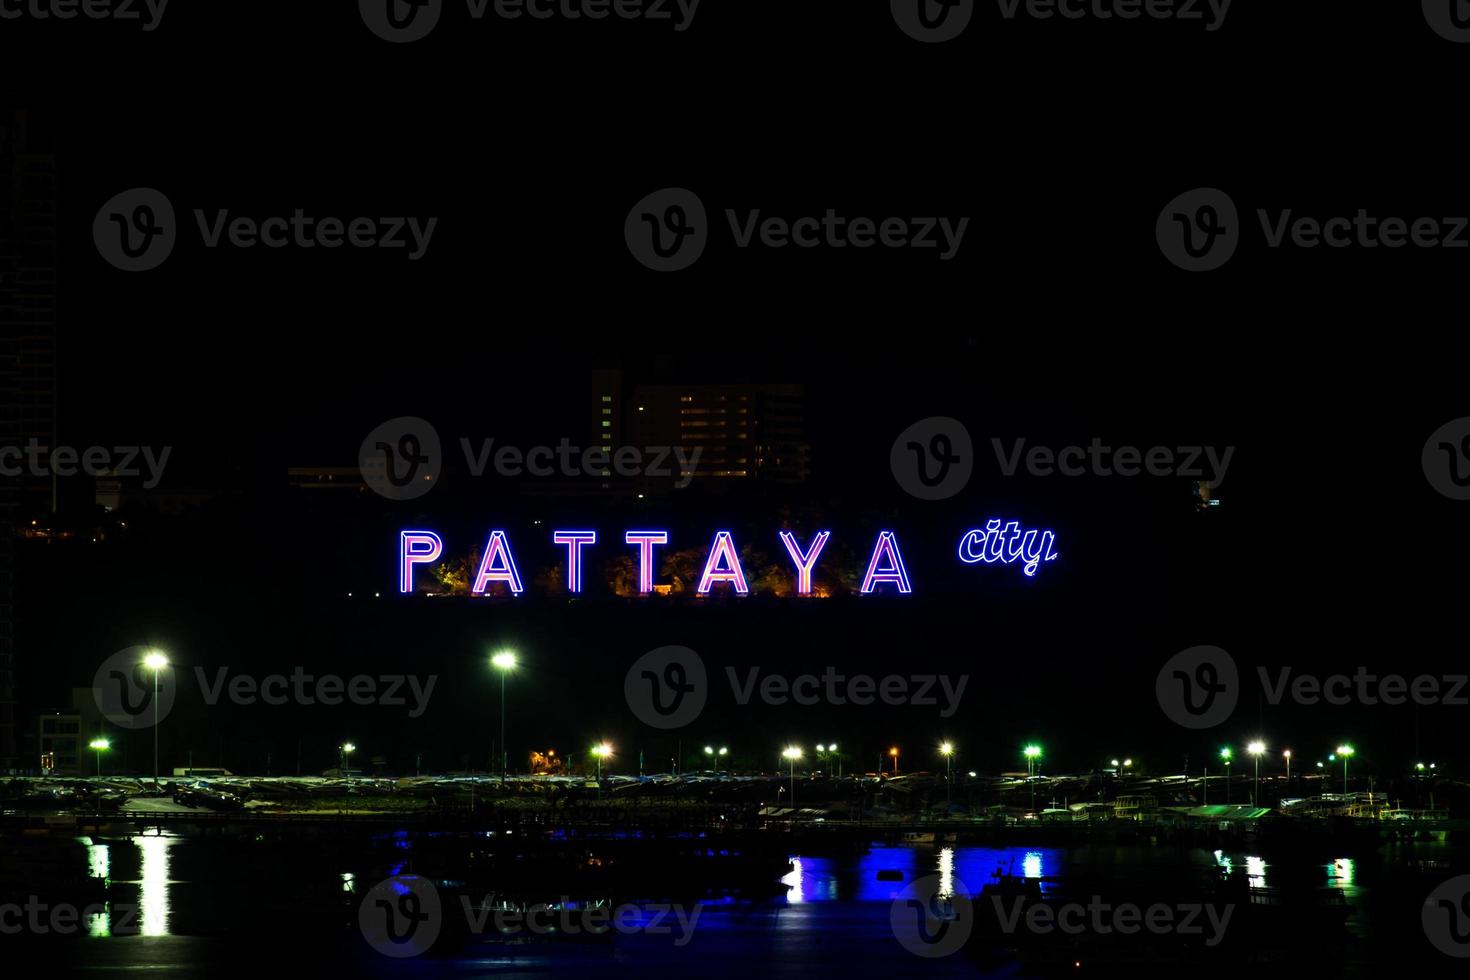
[888,747,899,757]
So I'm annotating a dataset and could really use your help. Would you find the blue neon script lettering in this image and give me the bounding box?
[957,520,1058,576]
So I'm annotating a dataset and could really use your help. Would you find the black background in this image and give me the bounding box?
[2,1,1467,783]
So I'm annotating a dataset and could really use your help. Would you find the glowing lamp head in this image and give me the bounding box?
[143,651,169,671]
[1283,750,1292,759]
[89,739,110,751]
[782,746,802,761]
[1219,747,1232,761]
[1023,745,1042,760]
[491,651,517,671]
[704,746,715,755]
[940,742,954,756]
[1247,741,1266,757]
[1122,759,1133,767]
[1110,759,1120,767]
[889,747,900,758]
[1336,745,1355,758]
[718,747,728,756]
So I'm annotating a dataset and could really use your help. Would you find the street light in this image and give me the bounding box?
[1336,744,1354,794]
[1220,747,1232,805]
[1024,744,1042,814]
[491,651,517,776]
[1247,741,1265,805]
[939,742,954,804]
[143,651,168,788]
[591,742,612,781]
[1283,749,1292,784]
[782,746,802,808]
[89,738,110,779]
[340,742,355,773]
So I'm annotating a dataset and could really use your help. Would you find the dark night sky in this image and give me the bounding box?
[5,2,1469,781]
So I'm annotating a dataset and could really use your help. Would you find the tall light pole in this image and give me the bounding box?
[89,738,110,779]
[889,746,899,775]
[939,742,954,805]
[1220,747,1232,804]
[340,742,355,774]
[1283,749,1292,786]
[592,742,611,797]
[491,651,517,776]
[782,746,802,809]
[1336,744,1354,794]
[1024,744,1042,814]
[144,651,168,788]
[1247,741,1265,805]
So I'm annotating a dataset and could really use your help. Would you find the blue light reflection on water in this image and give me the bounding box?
[785,846,1065,903]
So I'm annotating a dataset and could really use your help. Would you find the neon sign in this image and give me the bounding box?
[553,530,597,594]
[860,530,912,594]
[697,531,749,594]
[398,523,1060,595]
[957,519,1059,577]
[778,530,830,596]
[472,529,525,595]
